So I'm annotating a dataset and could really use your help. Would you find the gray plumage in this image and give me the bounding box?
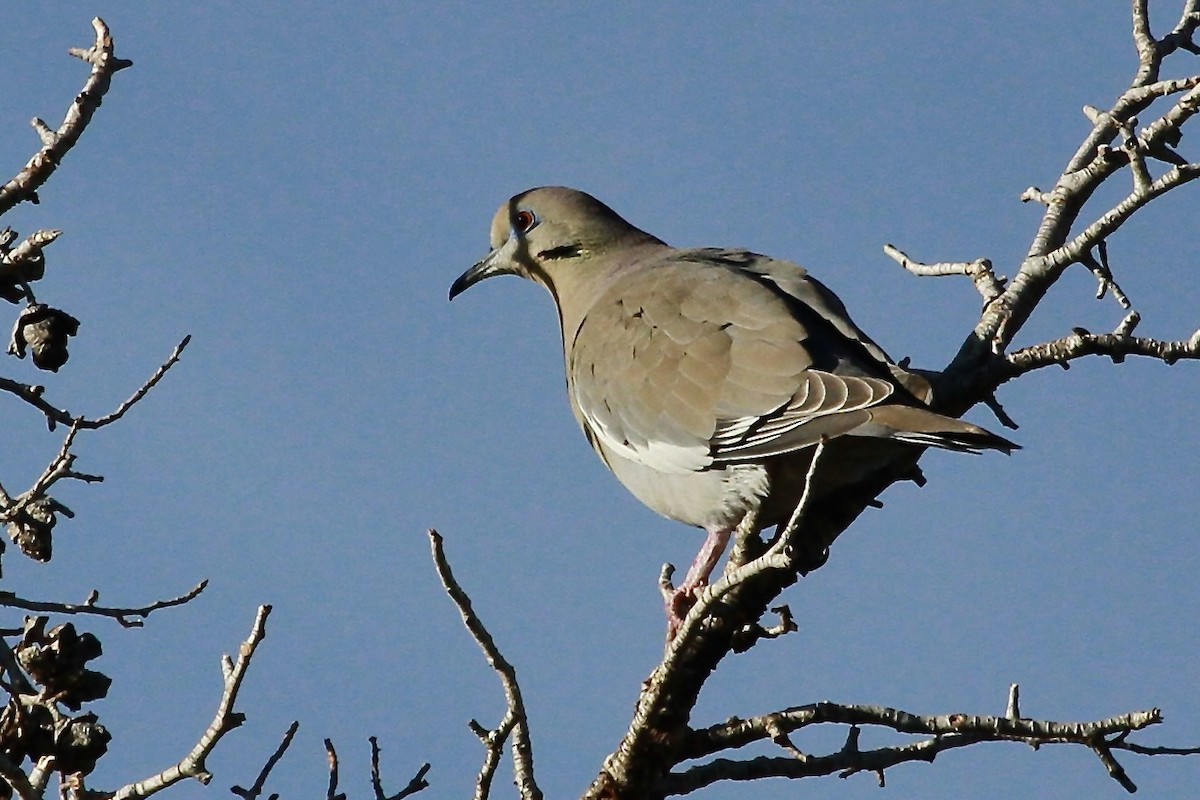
[451,187,1015,618]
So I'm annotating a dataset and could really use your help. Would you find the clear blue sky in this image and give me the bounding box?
[1,3,1197,798]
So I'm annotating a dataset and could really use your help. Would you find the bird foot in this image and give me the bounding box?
[664,582,702,640]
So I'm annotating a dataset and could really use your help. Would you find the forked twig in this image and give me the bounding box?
[110,605,272,800]
[429,530,541,800]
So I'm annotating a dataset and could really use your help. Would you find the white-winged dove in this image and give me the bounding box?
[451,187,1015,628]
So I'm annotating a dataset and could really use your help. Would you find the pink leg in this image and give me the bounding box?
[665,526,733,637]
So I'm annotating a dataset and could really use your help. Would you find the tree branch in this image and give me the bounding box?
[665,700,1168,795]
[932,6,1199,409]
[585,442,843,800]
[0,18,132,216]
[83,336,191,429]
[0,581,208,628]
[370,738,431,800]
[428,530,541,800]
[883,244,1006,303]
[324,739,345,800]
[109,605,271,800]
[0,752,39,800]
[230,721,299,800]
[1006,326,1200,377]
[0,335,190,432]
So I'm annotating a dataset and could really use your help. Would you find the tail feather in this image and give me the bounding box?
[861,405,1019,455]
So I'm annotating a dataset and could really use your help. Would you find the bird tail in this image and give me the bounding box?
[861,405,1019,455]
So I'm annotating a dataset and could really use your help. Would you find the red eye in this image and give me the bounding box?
[513,209,537,233]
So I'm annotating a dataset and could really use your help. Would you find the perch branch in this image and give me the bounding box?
[585,442,837,800]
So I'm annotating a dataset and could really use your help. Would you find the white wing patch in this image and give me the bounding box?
[577,403,714,474]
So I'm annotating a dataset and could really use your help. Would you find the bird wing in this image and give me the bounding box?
[567,251,898,474]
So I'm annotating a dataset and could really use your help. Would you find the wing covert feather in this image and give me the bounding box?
[569,256,900,472]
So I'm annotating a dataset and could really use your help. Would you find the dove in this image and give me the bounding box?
[450,187,1015,629]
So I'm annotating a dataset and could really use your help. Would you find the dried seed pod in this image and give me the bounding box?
[9,303,80,372]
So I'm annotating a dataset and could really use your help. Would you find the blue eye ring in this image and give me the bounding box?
[513,208,538,235]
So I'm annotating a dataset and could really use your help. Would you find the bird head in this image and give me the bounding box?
[449,187,663,301]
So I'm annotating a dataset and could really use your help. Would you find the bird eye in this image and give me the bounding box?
[513,209,538,234]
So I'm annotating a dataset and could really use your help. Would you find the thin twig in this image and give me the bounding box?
[230,721,299,800]
[0,581,207,627]
[325,740,345,800]
[429,530,541,800]
[370,737,431,800]
[884,244,1006,302]
[85,335,192,428]
[0,335,190,431]
[110,605,272,800]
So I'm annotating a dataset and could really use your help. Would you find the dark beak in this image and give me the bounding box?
[449,248,504,301]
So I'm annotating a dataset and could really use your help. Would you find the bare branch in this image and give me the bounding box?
[428,530,541,800]
[922,10,1200,399]
[683,701,1161,759]
[468,714,511,800]
[0,377,66,431]
[730,605,797,653]
[0,581,208,628]
[0,752,39,800]
[1080,244,1131,310]
[884,244,1006,303]
[666,701,1168,795]
[1006,326,1200,376]
[110,605,271,800]
[324,739,345,800]
[1132,0,1157,83]
[1093,741,1137,793]
[230,721,299,800]
[981,393,1019,430]
[370,738,430,800]
[24,419,90,503]
[1047,162,1200,280]
[0,335,190,432]
[1117,740,1200,757]
[0,18,132,215]
[83,335,192,429]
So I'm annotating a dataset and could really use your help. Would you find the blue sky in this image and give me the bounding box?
[1,3,1197,798]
